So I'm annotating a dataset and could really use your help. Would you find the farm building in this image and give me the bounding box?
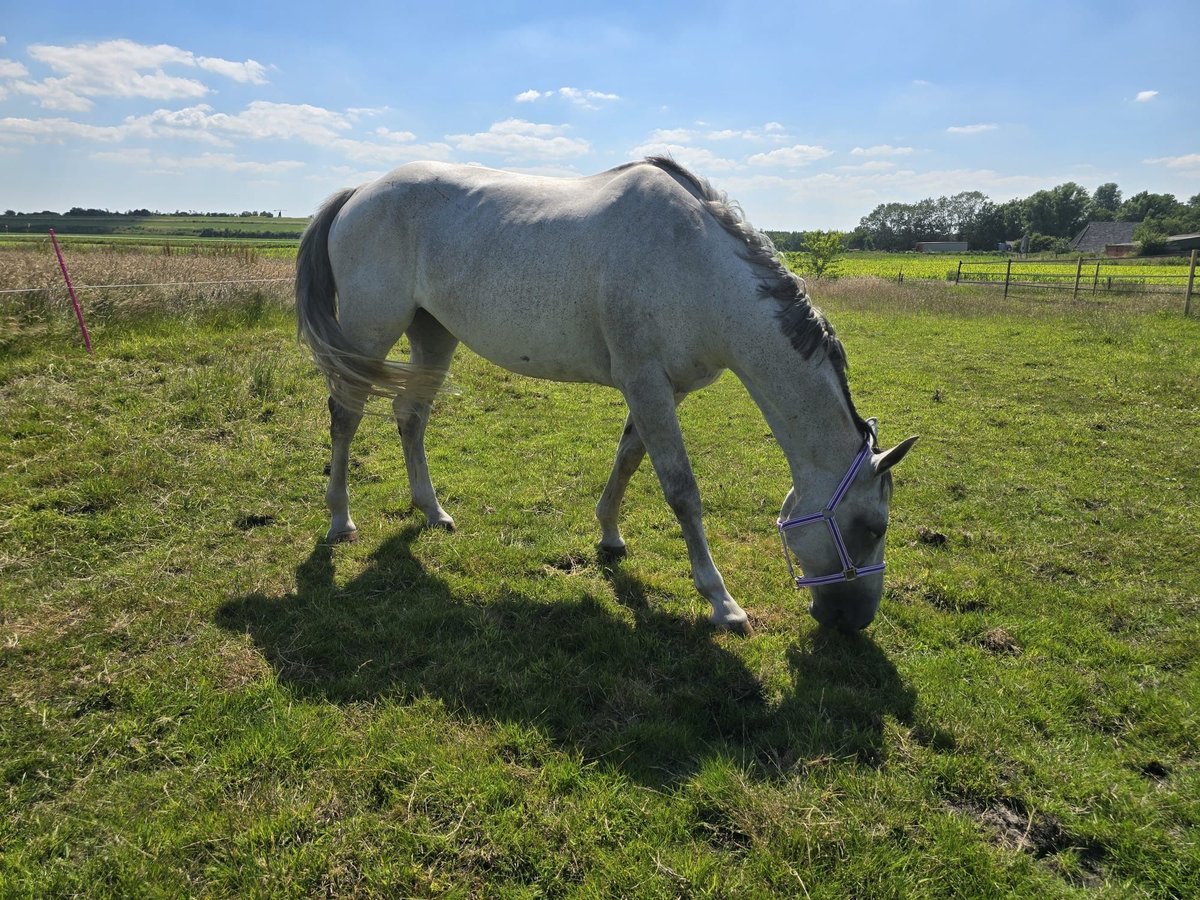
[1166,232,1200,253]
[1070,221,1136,254]
[914,241,968,253]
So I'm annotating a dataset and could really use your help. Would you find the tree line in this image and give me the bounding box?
[844,184,1200,253]
[3,208,280,218]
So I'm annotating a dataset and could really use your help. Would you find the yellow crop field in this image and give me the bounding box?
[785,251,1194,294]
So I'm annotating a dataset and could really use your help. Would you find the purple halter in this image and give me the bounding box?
[776,440,884,588]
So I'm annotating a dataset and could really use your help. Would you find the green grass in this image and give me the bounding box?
[785,251,1195,292]
[1,284,1197,896]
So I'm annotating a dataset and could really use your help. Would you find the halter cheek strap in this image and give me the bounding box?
[776,441,885,588]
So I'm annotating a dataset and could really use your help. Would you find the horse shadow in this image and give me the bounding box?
[215,527,916,786]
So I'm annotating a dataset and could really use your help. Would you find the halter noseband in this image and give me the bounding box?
[776,440,884,589]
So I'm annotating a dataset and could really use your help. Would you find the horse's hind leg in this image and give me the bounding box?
[326,396,365,542]
[393,310,459,529]
[596,413,645,559]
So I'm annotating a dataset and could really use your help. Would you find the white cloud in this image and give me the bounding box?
[1135,90,1158,102]
[627,141,739,172]
[946,123,998,135]
[3,98,452,171]
[17,39,267,110]
[514,87,619,109]
[92,147,304,175]
[646,127,696,143]
[835,160,897,172]
[747,144,833,167]
[0,115,128,142]
[0,58,28,78]
[119,101,356,146]
[331,135,453,165]
[447,118,589,160]
[1144,153,1200,171]
[706,124,790,143]
[643,123,792,151]
[851,144,913,157]
[8,79,98,112]
[558,87,619,109]
[195,56,268,85]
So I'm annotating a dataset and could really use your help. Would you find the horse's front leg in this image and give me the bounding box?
[621,371,750,634]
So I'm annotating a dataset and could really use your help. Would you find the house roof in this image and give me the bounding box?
[1166,233,1200,251]
[1070,221,1137,252]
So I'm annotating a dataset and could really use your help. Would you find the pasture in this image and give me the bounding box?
[788,251,1196,295]
[1,244,1197,896]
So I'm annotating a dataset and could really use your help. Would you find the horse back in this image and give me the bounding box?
[327,161,751,388]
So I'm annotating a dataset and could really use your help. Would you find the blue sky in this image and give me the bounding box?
[0,0,1194,229]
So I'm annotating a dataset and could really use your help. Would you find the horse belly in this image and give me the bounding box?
[420,287,616,386]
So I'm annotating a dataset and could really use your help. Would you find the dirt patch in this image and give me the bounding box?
[1138,760,1170,781]
[922,585,987,613]
[234,513,276,530]
[951,797,1106,888]
[542,553,591,576]
[978,627,1022,655]
[917,527,948,547]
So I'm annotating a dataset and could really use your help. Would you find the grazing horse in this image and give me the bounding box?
[296,157,916,633]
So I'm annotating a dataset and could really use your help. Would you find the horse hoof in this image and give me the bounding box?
[427,517,456,532]
[597,543,628,563]
[712,614,752,636]
[325,528,359,544]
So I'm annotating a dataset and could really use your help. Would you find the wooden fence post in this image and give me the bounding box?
[1072,257,1083,300]
[955,260,962,285]
[1003,258,1012,298]
[1186,249,1197,316]
[1092,261,1101,296]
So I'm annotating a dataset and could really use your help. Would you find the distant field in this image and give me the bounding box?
[0,213,308,241]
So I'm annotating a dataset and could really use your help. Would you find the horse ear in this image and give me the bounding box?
[874,435,918,475]
[865,417,879,445]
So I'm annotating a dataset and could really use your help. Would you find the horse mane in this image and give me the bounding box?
[635,156,867,433]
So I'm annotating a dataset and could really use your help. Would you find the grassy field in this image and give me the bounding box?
[1,213,307,240]
[786,251,1196,292]
[1,249,1198,895]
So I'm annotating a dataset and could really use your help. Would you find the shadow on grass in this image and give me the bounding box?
[216,526,915,785]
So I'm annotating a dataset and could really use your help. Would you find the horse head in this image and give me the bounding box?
[778,423,918,632]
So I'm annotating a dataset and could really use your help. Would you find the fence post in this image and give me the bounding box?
[1186,249,1197,316]
[1072,257,1083,300]
[1003,258,1012,298]
[955,260,962,285]
[49,229,93,354]
[1092,261,1101,297]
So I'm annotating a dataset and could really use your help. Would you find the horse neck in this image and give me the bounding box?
[726,305,864,494]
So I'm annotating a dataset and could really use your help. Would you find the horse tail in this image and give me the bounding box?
[296,187,441,407]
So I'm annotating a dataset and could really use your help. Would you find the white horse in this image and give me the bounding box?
[297,157,916,633]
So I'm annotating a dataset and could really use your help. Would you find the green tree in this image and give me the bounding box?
[799,230,845,279]
[1086,182,1122,221]
[1134,222,1169,255]
[1024,183,1090,238]
[1118,191,1179,222]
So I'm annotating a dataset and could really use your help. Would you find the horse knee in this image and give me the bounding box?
[661,471,701,521]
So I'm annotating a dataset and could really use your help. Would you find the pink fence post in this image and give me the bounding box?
[49,229,92,353]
